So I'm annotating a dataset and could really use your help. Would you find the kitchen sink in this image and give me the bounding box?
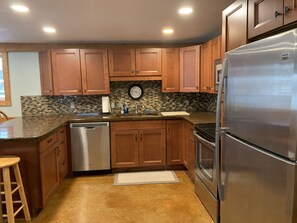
[114,112,160,118]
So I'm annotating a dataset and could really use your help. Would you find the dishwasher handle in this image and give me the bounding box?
[70,122,109,128]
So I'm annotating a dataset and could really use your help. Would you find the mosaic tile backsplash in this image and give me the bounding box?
[21,81,217,116]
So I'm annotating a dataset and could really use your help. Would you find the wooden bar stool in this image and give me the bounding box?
[0,156,31,223]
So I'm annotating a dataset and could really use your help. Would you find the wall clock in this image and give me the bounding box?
[128,84,143,100]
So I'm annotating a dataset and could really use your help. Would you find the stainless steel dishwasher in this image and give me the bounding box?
[70,122,110,171]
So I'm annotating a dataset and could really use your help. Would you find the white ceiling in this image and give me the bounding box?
[0,0,235,44]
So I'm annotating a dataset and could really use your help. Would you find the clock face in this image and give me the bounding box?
[129,85,143,100]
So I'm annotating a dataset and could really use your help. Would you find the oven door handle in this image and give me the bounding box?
[215,57,228,201]
[193,132,215,147]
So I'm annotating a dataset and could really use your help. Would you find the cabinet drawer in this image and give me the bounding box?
[39,132,58,154]
[111,120,165,130]
[58,126,67,142]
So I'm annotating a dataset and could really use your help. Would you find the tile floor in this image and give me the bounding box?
[18,171,213,223]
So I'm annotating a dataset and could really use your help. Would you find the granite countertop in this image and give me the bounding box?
[0,111,216,141]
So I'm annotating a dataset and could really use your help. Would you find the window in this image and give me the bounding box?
[0,51,11,106]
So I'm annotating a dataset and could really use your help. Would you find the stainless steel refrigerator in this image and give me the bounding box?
[216,29,297,223]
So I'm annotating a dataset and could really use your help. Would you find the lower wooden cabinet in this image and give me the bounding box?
[58,126,68,180]
[111,121,166,168]
[40,143,59,207]
[183,120,195,182]
[166,120,183,165]
[39,125,69,207]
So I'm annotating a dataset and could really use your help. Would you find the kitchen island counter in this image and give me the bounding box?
[0,111,215,141]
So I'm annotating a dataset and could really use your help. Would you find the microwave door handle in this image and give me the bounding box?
[215,57,228,200]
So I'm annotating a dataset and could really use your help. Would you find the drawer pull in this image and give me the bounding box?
[47,139,52,143]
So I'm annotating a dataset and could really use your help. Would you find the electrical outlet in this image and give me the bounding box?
[70,102,75,109]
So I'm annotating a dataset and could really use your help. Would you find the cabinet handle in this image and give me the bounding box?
[284,6,290,14]
[131,70,134,74]
[196,86,199,89]
[47,139,52,143]
[135,135,138,142]
[168,127,171,133]
[275,11,282,17]
[136,70,139,74]
[49,90,52,92]
[140,133,143,141]
[61,141,64,145]
[84,89,87,93]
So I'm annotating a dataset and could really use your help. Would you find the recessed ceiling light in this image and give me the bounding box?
[43,27,56,33]
[10,4,29,13]
[163,28,174,34]
[178,7,193,15]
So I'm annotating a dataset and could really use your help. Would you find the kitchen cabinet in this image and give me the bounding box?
[284,0,297,25]
[40,141,59,207]
[222,0,247,56]
[108,48,162,81]
[183,120,195,182]
[201,36,221,93]
[248,0,283,39]
[80,49,110,95]
[248,0,297,39]
[51,49,82,95]
[39,51,53,95]
[161,48,180,92]
[58,126,68,180]
[166,120,183,165]
[40,49,109,96]
[111,121,166,168]
[180,45,201,92]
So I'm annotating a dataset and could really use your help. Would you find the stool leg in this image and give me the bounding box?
[13,164,31,221]
[3,167,14,223]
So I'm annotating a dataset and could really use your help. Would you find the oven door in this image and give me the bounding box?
[194,132,218,197]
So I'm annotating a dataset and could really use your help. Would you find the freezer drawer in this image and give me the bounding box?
[220,133,297,223]
[70,122,110,171]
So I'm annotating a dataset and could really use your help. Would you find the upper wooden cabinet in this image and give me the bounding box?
[51,49,82,95]
[80,49,110,95]
[40,49,110,96]
[248,0,283,39]
[108,48,162,81]
[284,0,297,25]
[201,36,221,93]
[161,48,180,92]
[248,0,297,39]
[39,51,53,95]
[180,45,201,92]
[222,0,248,56]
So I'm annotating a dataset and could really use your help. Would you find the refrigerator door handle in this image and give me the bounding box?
[215,57,228,200]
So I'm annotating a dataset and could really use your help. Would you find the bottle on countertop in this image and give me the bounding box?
[123,103,129,114]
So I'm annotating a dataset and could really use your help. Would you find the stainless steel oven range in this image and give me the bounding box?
[194,123,219,223]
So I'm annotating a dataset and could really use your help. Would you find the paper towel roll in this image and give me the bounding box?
[102,96,111,113]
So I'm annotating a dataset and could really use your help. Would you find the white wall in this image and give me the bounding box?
[1,52,41,117]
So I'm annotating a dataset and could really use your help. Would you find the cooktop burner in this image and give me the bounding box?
[195,123,216,143]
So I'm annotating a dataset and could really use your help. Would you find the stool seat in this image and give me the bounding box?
[0,155,31,223]
[0,156,20,168]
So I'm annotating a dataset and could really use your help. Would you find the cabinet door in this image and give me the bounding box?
[162,48,180,92]
[80,49,110,95]
[180,45,200,92]
[284,0,297,25]
[183,121,195,169]
[39,51,53,95]
[166,120,183,165]
[139,128,166,166]
[58,126,68,180]
[222,0,247,56]
[108,49,135,77]
[200,42,211,93]
[40,144,59,207]
[135,48,162,76]
[248,0,283,39]
[51,49,82,95]
[111,129,139,168]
